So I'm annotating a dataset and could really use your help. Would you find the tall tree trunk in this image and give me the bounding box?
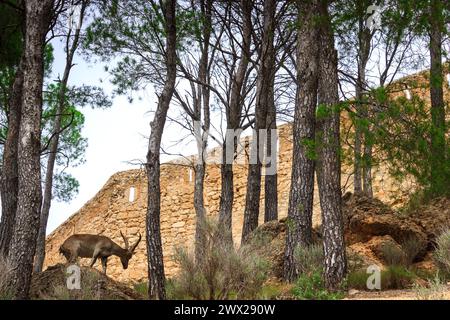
[146,0,176,300]
[264,79,278,222]
[316,0,347,291]
[362,142,373,197]
[358,15,372,197]
[194,0,212,263]
[353,12,371,195]
[0,57,24,258]
[242,0,275,244]
[5,0,53,299]
[283,0,319,282]
[218,0,252,244]
[429,0,446,196]
[33,3,86,273]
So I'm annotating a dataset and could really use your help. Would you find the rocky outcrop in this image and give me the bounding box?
[343,193,428,261]
[30,264,144,300]
[249,194,448,278]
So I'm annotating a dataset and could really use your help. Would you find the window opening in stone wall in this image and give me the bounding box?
[129,186,136,202]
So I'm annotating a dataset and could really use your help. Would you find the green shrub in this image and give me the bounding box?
[293,244,323,276]
[347,265,416,291]
[169,218,269,300]
[292,271,344,300]
[133,281,148,297]
[381,265,416,289]
[380,242,407,266]
[413,273,447,300]
[401,237,423,266]
[346,270,371,290]
[257,283,285,300]
[433,228,450,278]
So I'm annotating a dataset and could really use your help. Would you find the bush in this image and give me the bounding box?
[292,271,344,300]
[0,257,13,300]
[401,237,423,266]
[294,244,323,276]
[414,274,447,300]
[380,242,407,267]
[381,265,416,289]
[346,270,371,290]
[133,281,148,297]
[433,228,450,278]
[169,218,269,300]
[257,283,285,300]
[347,265,416,291]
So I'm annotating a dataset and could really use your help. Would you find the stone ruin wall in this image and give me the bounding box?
[44,68,450,283]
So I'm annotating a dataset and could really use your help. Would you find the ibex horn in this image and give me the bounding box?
[130,232,142,253]
[120,231,129,250]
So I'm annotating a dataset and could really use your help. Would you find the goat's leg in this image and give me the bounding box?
[89,250,100,268]
[101,257,108,274]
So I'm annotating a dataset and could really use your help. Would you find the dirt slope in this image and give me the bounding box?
[30,264,144,300]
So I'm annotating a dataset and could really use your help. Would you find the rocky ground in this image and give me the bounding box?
[30,264,144,300]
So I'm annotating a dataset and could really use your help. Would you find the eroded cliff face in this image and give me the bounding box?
[43,123,414,283]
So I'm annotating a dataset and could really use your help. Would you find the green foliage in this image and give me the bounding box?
[346,270,370,290]
[39,83,110,202]
[347,266,417,291]
[169,218,269,300]
[372,93,450,198]
[380,242,407,267]
[82,0,204,98]
[257,283,285,300]
[381,265,416,289]
[401,237,423,266]
[414,274,448,300]
[293,244,323,276]
[316,103,332,120]
[300,138,317,160]
[0,0,23,69]
[133,281,148,297]
[433,228,450,279]
[292,271,345,300]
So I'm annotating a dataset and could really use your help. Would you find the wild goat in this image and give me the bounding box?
[59,231,141,274]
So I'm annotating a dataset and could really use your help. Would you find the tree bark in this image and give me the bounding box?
[316,0,347,291]
[242,0,275,245]
[362,142,373,197]
[264,79,278,222]
[429,0,446,196]
[283,0,319,282]
[353,11,371,195]
[218,0,252,244]
[0,56,24,258]
[5,0,53,299]
[146,0,176,300]
[194,0,212,263]
[33,2,87,273]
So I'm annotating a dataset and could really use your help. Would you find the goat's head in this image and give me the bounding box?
[119,231,142,269]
